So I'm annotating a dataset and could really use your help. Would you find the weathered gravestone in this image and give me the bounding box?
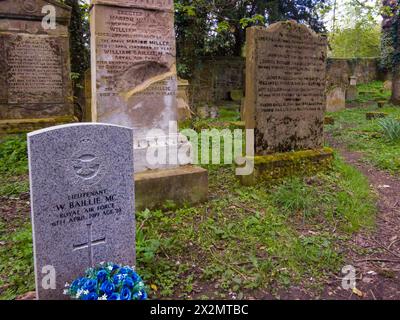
[326,87,345,112]
[177,78,192,122]
[346,76,358,101]
[0,0,77,134]
[28,123,135,300]
[241,21,333,185]
[90,0,208,209]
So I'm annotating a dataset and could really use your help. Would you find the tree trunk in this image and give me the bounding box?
[392,67,400,105]
[392,16,400,105]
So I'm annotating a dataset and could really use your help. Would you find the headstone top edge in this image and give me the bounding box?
[44,0,72,11]
[27,122,134,137]
[90,0,174,11]
[249,20,326,40]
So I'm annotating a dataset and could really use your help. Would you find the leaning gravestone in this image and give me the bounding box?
[0,0,76,134]
[241,21,332,185]
[28,123,135,300]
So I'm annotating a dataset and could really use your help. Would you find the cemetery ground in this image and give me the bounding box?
[1,81,400,300]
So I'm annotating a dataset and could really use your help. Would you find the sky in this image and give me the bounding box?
[324,0,382,31]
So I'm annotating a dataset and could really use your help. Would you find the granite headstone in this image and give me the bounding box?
[28,123,135,300]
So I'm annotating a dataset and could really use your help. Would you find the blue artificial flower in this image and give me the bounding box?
[131,272,141,282]
[123,277,134,289]
[84,292,98,300]
[120,287,132,300]
[139,289,148,300]
[112,264,120,271]
[113,274,122,286]
[83,279,97,292]
[108,293,120,300]
[97,270,108,283]
[119,267,129,275]
[71,277,86,289]
[100,280,115,295]
[132,289,147,300]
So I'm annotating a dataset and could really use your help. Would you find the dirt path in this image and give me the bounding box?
[324,136,400,300]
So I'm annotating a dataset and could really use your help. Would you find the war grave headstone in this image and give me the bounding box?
[28,123,135,299]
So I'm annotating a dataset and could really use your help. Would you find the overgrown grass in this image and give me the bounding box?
[378,118,400,142]
[0,135,29,197]
[136,156,375,299]
[354,81,391,104]
[326,106,400,174]
[0,110,377,300]
[0,222,34,299]
[0,135,28,175]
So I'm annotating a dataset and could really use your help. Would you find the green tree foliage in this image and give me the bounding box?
[63,0,90,81]
[175,0,329,77]
[329,23,381,58]
[329,0,382,58]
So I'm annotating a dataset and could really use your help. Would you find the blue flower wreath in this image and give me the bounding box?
[65,263,147,301]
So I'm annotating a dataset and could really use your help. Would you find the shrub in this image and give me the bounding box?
[378,118,400,142]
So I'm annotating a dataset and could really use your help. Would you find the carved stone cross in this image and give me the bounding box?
[73,223,106,268]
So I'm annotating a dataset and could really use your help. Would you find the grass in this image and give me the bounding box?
[354,81,391,104]
[0,135,29,197]
[0,222,34,299]
[325,80,400,174]
[135,157,375,299]
[327,106,400,174]
[0,105,377,300]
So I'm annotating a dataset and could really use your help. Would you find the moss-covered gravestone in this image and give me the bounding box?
[241,21,333,185]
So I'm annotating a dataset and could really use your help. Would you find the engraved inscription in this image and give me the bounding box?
[247,23,327,153]
[256,33,326,114]
[51,189,123,228]
[6,35,63,104]
[96,0,174,11]
[94,7,175,97]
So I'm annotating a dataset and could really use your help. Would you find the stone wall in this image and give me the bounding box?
[326,58,384,89]
[189,56,385,106]
[189,57,245,106]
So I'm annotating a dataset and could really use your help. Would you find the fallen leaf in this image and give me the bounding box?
[352,287,364,297]
[150,284,158,292]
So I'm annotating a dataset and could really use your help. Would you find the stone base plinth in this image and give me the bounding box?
[0,116,78,134]
[135,165,208,211]
[239,148,334,186]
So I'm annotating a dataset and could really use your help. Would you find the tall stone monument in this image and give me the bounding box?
[0,0,77,134]
[242,21,333,185]
[90,0,207,209]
